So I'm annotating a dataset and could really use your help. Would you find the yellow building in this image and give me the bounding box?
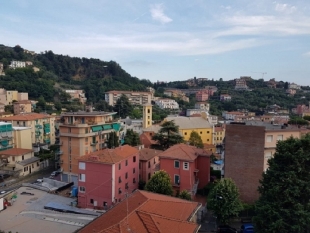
[0,113,56,147]
[13,126,32,149]
[214,126,225,145]
[13,100,32,115]
[164,116,213,144]
[143,104,152,129]
[6,90,18,105]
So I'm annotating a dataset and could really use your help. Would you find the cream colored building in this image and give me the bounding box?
[13,100,32,115]
[105,90,152,106]
[0,89,29,105]
[13,127,32,149]
[0,113,56,146]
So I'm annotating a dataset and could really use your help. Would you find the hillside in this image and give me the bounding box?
[0,44,152,104]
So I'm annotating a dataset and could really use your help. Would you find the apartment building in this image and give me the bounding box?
[234,78,249,90]
[105,90,152,106]
[65,90,87,104]
[0,88,29,105]
[0,62,4,76]
[224,121,308,203]
[288,82,301,90]
[214,126,225,145]
[220,94,232,101]
[58,111,121,184]
[139,148,161,183]
[195,102,210,111]
[13,100,32,115]
[77,145,139,209]
[159,144,211,197]
[0,122,14,151]
[195,91,208,102]
[0,113,56,148]
[13,126,32,149]
[9,61,26,69]
[154,98,179,110]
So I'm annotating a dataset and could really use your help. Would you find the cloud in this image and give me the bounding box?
[304,51,310,57]
[275,3,297,14]
[150,4,172,24]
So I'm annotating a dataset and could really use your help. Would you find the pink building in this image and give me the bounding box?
[159,144,211,197]
[77,145,139,209]
[195,91,209,102]
[139,148,161,183]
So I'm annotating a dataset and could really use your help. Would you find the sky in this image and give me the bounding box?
[1,0,310,85]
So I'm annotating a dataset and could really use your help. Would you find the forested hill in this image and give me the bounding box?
[0,44,152,103]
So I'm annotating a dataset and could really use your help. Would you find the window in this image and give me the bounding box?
[148,161,151,168]
[133,156,136,162]
[148,173,151,179]
[200,131,202,134]
[32,164,34,169]
[12,157,15,162]
[79,162,86,170]
[154,158,156,164]
[139,162,141,169]
[125,172,128,179]
[207,131,210,133]
[174,160,180,168]
[265,151,272,159]
[148,109,150,113]
[119,176,122,183]
[119,188,122,194]
[207,139,209,141]
[183,162,189,170]
[266,135,273,142]
[125,160,128,166]
[85,128,89,134]
[79,186,86,192]
[184,132,187,136]
[22,155,24,160]
[79,174,86,182]
[37,162,39,167]
[133,178,136,183]
[119,163,121,170]
[174,175,180,185]
[90,199,94,204]
[133,168,135,174]
[277,135,283,141]
[85,138,88,143]
[103,201,107,207]
[125,183,129,189]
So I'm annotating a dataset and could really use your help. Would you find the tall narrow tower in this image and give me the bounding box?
[142,104,152,129]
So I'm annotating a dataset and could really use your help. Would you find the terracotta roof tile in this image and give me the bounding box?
[78,145,139,164]
[139,148,162,161]
[159,144,212,161]
[78,190,201,233]
[0,148,33,156]
[0,113,52,121]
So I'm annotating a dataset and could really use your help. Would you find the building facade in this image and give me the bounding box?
[154,98,179,110]
[105,90,152,106]
[77,145,139,209]
[13,100,32,115]
[139,148,161,183]
[195,91,209,102]
[0,122,13,151]
[65,90,87,104]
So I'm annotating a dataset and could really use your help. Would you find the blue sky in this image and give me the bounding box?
[1,0,310,85]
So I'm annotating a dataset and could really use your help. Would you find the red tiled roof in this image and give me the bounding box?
[78,190,200,233]
[0,148,33,156]
[14,100,32,104]
[159,144,212,161]
[78,145,139,164]
[214,127,224,132]
[0,113,52,121]
[139,148,162,161]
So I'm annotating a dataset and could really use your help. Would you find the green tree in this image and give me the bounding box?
[207,178,243,224]
[152,120,184,149]
[107,131,119,148]
[179,190,192,200]
[4,105,13,113]
[145,170,173,196]
[124,129,140,146]
[254,135,310,233]
[188,131,204,148]
[113,94,133,118]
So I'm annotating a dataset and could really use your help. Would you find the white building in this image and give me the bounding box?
[288,83,301,90]
[9,61,26,69]
[220,94,232,101]
[155,98,179,110]
[195,102,210,111]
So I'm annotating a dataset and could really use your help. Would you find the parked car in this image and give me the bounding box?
[240,223,254,233]
[50,171,60,178]
[217,225,238,233]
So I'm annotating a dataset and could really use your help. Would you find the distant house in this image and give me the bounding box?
[77,145,139,209]
[13,100,32,115]
[155,98,179,110]
[234,78,249,91]
[222,111,245,121]
[159,144,211,197]
[195,91,208,102]
[139,148,161,183]
[77,190,202,233]
[286,88,296,96]
[288,82,301,90]
[220,94,232,101]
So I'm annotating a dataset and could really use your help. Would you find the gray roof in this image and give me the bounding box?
[143,124,161,133]
[17,156,40,166]
[243,120,299,131]
[165,116,212,129]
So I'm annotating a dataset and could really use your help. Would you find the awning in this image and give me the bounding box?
[92,126,102,132]
[44,128,50,134]
[112,123,121,131]
[103,124,112,130]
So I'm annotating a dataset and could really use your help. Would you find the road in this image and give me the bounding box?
[0,167,54,193]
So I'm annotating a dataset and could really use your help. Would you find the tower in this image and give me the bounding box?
[142,104,152,129]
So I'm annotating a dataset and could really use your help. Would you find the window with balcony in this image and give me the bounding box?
[183,162,189,170]
[174,160,180,168]
[125,183,129,190]
[119,188,122,194]
[79,174,86,182]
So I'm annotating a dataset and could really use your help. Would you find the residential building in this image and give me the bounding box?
[17,92,28,101]
[13,126,32,149]
[288,82,301,90]
[13,100,32,115]
[78,190,201,233]
[293,103,310,116]
[222,111,245,121]
[120,117,143,136]
[65,90,87,104]
[0,148,40,176]
[0,62,4,76]
[159,144,211,197]
[266,78,277,88]
[0,89,29,105]
[77,145,139,209]
[0,113,56,148]
[0,122,13,151]
[139,148,161,183]
[105,90,152,106]
[9,61,26,69]
[155,98,179,110]
[164,89,189,102]
[186,109,205,117]
[195,91,208,102]
[224,121,307,203]
[234,78,249,90]
[195,102,210,111]
[0,102,4,113]
[220,94,232,101]
[59,111,121,184]
[5,90,18,105]
[165,115,213,144]
[286,88,296,96]
[214,126,225,145]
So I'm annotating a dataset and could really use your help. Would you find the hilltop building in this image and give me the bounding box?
[105,90,152,106]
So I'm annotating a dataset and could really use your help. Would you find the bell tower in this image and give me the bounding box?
[143,104,152,129]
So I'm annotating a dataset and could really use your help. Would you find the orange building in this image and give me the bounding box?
[58,111,121,184]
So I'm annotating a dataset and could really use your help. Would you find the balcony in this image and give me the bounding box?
[90,141,98,146]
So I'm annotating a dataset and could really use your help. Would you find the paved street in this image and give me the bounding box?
[0,166,54,193]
